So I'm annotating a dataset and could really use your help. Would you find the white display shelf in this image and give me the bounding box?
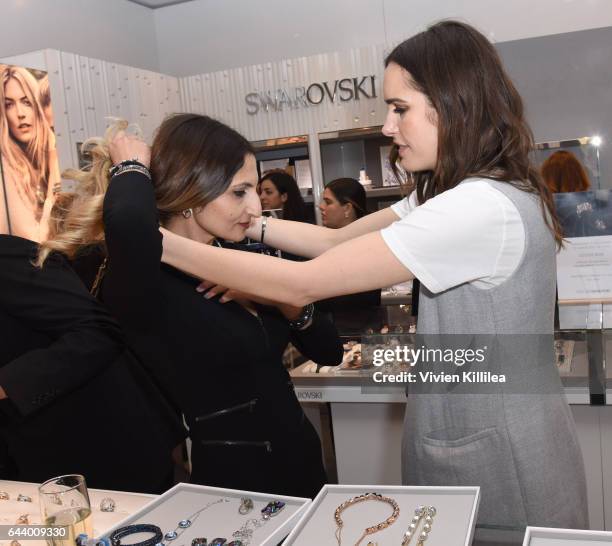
[103,482,311,546]
[523,526,612,545]
[284,484,480,546]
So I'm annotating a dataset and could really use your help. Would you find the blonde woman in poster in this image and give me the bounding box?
[0,65,59,241]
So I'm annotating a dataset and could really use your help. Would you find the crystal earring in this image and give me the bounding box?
[182,208,193,219]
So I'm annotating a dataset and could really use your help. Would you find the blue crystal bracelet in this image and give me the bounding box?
[109,524,163,546]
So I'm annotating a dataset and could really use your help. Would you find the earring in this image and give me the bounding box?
[181,209,193,219]
[344,212,349,218]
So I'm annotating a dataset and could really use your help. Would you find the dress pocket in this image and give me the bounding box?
[417,426,527,527]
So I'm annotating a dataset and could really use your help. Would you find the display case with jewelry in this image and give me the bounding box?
[523,525,612,545]
[101,483,311,546]
[283,484,479,546]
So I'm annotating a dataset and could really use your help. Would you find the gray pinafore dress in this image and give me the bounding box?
[401,180,588,528]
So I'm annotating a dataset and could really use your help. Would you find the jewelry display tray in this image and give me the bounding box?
[523,526,612,545]
[283,484,480,546]
[102,482,311,546]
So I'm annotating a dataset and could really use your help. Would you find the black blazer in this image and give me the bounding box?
[93,171,343,497]
[0,235,184,493]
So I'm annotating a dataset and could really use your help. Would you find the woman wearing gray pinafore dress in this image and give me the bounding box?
[401,179,589,528]
[150,20,589,531]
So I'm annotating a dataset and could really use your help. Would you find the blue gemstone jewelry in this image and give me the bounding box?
[261,501,285,520]
[109,524,163,546]
[163,498,230,542]
[161,498,283,546]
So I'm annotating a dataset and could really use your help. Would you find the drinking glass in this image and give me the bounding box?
[39,475,93,546]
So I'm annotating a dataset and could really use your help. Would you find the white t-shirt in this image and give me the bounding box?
[380,179,525,294]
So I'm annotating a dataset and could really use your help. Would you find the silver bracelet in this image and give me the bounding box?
[260,216,268,244]
[111,164,152,181]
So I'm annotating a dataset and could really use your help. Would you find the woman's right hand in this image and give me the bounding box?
[109,130,151,168]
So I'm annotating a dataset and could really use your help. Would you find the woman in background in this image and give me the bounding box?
[317,178,380,327]
[259,169,310,222]
[319,177,367,229]
[541,150,591,194]
[0,65,58,241]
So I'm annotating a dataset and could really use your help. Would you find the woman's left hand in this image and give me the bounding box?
[109,130,151,168]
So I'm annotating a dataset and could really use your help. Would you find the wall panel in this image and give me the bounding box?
[177,44,388,142]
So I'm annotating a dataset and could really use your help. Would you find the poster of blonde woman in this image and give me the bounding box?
[0,64,59,242]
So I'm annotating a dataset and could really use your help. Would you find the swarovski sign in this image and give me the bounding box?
[245,75,377,115]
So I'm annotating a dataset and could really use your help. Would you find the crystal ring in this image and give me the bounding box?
[238,498,253,515]
[100,498,116,512]
[17,494,32,502]
[0,491,9,500]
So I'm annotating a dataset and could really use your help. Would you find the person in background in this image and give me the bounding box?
[317,178,380,328]
[319,177,367,229]
[0,234,183,492]
[541,150,591,194]
[0,65,59,241]
[258,169,310,222]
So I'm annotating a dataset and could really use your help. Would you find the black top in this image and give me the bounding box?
[0,235,183,492]
[94,171,343,497]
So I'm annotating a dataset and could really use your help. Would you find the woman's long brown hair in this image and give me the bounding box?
[386,20,564,245]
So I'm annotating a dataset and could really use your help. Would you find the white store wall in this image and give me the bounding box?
[154,0,612,76]
[0,0,159,72]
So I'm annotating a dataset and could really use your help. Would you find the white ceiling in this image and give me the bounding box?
[126,0,196,8]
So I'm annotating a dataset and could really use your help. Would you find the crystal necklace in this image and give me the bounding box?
[163,498,231,544]
[165,500,285,546]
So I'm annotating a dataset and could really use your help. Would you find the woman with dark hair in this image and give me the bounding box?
[541,150,591,193]
[318,178,380,327]
[39,114,342,497]
[259,169,310,222]
[319,177,367,229]
[159,21,588,529]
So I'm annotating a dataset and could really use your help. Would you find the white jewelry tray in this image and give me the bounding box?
[283,484,480,546]
[523,526,612,545]
[103,482,311,546]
